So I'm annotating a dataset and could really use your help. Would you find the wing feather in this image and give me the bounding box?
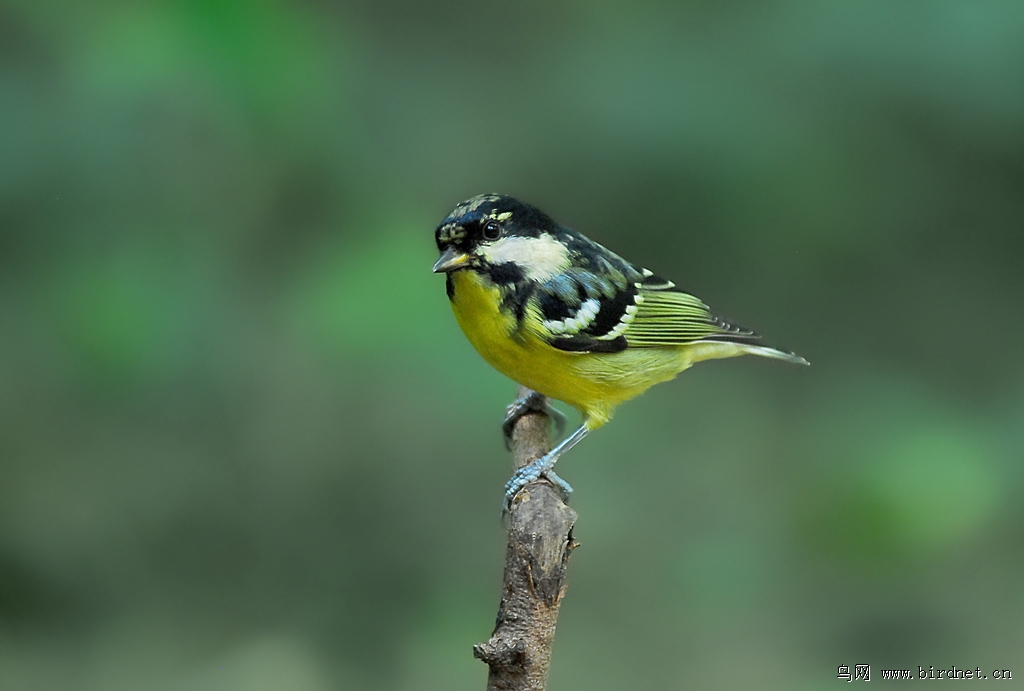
[530,231,765,353]
[621,281,761,347]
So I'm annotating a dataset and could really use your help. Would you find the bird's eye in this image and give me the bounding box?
[482,219,502,240]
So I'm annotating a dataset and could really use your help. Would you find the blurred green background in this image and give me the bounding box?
[2,1,1023,689]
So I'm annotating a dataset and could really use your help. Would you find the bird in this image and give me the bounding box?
[432,193,807,511]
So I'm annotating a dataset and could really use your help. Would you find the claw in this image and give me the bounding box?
[542,470,574,502]
[502,390,567,450]
[501,424,589,515]
[501,466,575,516]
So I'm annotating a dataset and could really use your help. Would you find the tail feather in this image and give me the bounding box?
[736,344,809,366]
[682,340,809,367]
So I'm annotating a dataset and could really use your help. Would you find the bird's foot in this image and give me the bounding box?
[502,455,573,515]
[502,390,567,450]
[542,470,574,502]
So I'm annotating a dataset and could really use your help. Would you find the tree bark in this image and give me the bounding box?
[474,386,578,691]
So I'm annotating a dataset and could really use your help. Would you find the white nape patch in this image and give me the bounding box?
[544,298,600,335]
[481,233,570,282]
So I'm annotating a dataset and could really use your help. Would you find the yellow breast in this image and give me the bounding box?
[447,270,692,428]
[448,269,565,394]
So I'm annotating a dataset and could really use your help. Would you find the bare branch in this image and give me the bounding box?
[474,386,578,691]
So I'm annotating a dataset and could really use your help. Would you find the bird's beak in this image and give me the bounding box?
[432,246,470,273]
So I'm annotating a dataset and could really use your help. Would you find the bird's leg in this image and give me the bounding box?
[503,424,589,514]
[502,389,567,451]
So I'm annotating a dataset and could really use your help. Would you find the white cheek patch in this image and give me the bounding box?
[480,234,570,282]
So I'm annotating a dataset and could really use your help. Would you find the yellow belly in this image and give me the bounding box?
[448,270,693,428]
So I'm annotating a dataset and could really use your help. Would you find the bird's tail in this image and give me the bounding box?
[683,340,809,367]
[736,344,809,366]
[695,313,808,366]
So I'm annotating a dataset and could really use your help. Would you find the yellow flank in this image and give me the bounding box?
[449,270,745,430]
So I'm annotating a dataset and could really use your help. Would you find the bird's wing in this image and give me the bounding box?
[532,240,643,353]
[537,266,759,353]
[619,276,761,348]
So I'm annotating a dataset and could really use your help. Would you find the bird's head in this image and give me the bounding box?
[432,194,570,284]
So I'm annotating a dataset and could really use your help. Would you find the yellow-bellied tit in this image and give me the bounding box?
[433,194,808,510]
